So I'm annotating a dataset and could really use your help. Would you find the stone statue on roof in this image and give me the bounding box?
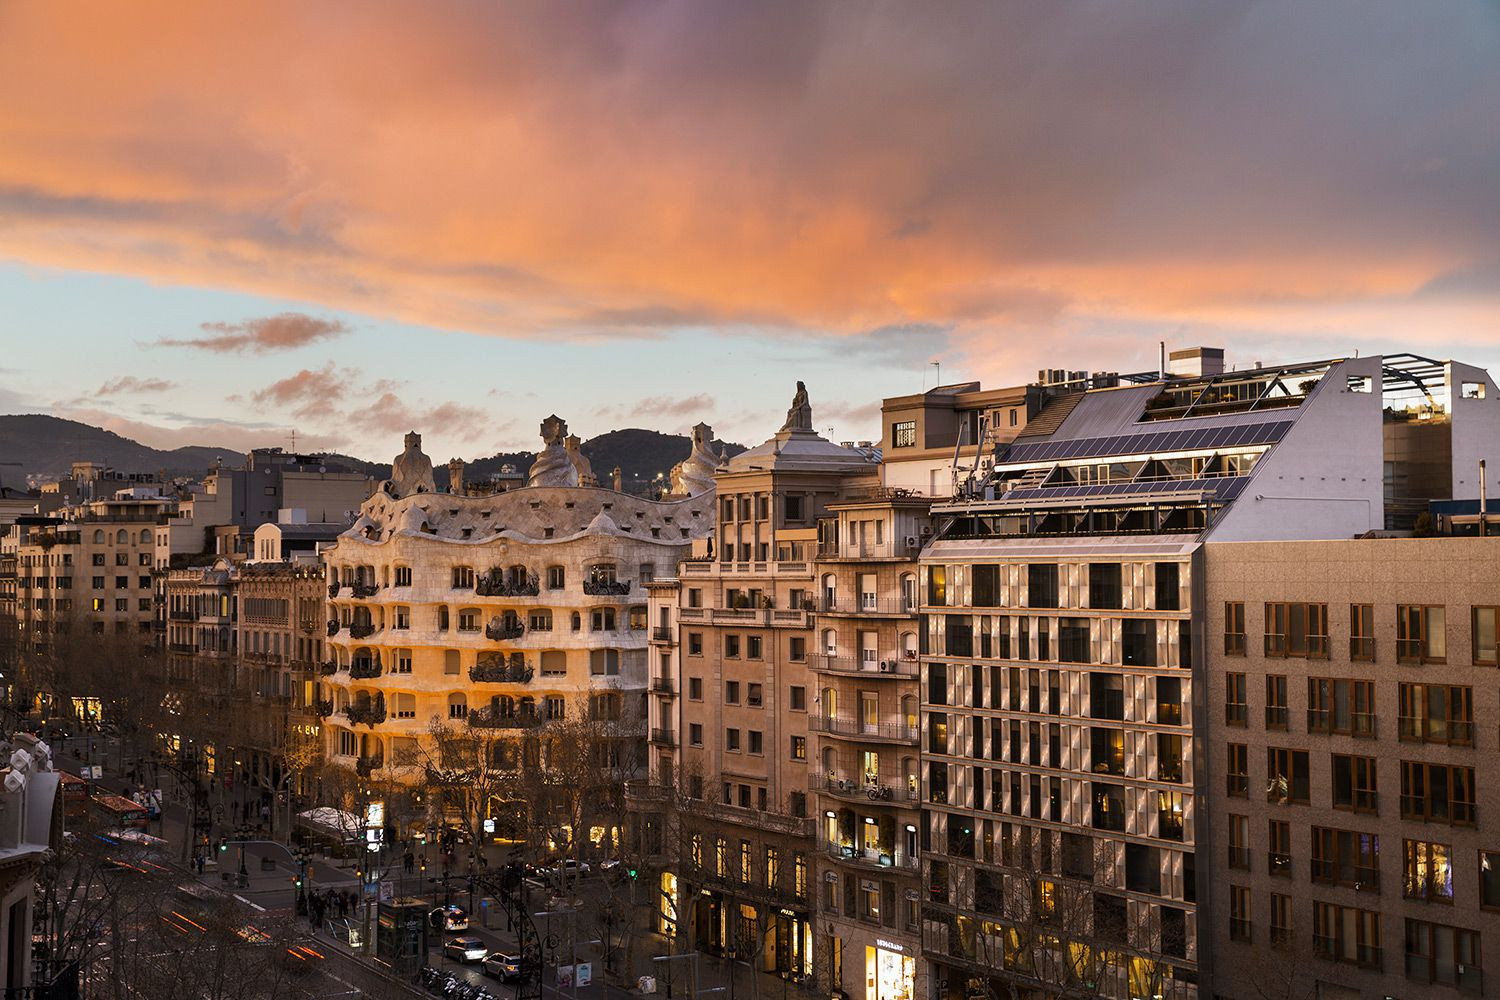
[389,430,436,497]
[528,415,578,487]
[781,381,813,433]
[670,421,719,496]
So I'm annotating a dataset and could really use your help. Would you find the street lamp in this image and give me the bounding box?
[235,822,250,881]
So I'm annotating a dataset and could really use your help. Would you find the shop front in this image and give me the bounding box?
[865,940,915,1000]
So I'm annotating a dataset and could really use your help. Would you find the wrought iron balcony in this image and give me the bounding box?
[345,699,386,726]
[355,754,384,778]
[351,581,380,599]
[469,705,540,729]
[650,676,675,695]
[808,715,919,744]
[476,571,540,597]
[649,727,677,747]
[313,699,333,718]
[348,621,377,640]
[583,579,632,596]
[327,619,341,637]
[469,661,534,683]
[485,619,525,641]
[318,660,338,676]
[349,658,382,680]
[328,582,342,599]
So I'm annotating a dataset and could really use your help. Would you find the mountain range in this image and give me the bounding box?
[0,414,744,493]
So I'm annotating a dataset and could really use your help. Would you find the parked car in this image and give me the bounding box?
[444,935,488,964]
[482,951,522,981]
[429,904,468,932]
[548,859,590,883]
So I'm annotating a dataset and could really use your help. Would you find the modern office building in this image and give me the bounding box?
[1203,536,1500,999]
[917,352,1500,1000]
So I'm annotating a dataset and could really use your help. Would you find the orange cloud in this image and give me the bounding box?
[0,2,1494,349]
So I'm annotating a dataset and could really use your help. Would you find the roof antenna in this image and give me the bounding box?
[1159,341,1166,381]
[930,360,941,389]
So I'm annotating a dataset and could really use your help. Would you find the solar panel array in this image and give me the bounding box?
[1001,477,1250,504]
[1002,419,1294,466]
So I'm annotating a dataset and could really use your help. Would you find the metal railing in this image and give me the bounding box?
[349,659,383,679]
[813,655,919,678]
[809,716,919,743]
[348,621,377,639]
[820,597,917,615]
[485,619,525,641]
[345,700,386,725]
[469,662,534,683]
[583,579,632,596]
[650,728,677,746]
[823,842,919,871]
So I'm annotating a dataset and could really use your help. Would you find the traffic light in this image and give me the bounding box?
[294,875,303,889]
[218,839,228,853]
[627,866,638,880]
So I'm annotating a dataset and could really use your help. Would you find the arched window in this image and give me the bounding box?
[447,693,468,719]
[900,632,917,659]
[392,693,416,719]
[822,629,837,656]
[546,565,565,590]
[900,573,917,612]
[116,529,128,544]
[821,687,837,719]
[821,574,837,611]
[140,529,152,544]
[93,529,104,544]
[571,611,582,632]
[900,695,917,729]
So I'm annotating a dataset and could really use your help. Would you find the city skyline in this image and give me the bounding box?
[2,2,1497,462]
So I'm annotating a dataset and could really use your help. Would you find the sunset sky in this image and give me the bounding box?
[1,2,1496,462]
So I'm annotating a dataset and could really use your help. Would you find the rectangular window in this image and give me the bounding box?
[748,731,763,755]
[452,566,474,589]
[1088,564,1122,610]
[1264,674,1288,730]
[1270,893,1292,944]
[1264,602,1329,658]
[1268,819,1291,877]
[747,635,762,659]
[1401,761,1477,825]
[1472,606,1497,665]
[790,736,806,760]
[726,728,741,752]
[1402,840,1454,902]
[725,635,740,658]
[1482,850,1500,909]
[1312,827,1380,888]
[1350,603,1375,660]
[1307,678,1375,737]
[891,421,917,448]
[1229,884,1252,942]
[789,686,805,711]
[1227,814,1250,870]
[1266,747,1310,804]
[1398,683,1474,745]
[589,649,621,675]
[725,681,740,704]
[687,632,703,655]
[1154,562,1180,611]
[1404,919,1481,989]
[1027,564,1058,609]
[1332,753,1379,813]
[1398,605,1447,663]
[1312,901,1382,968]
[1225,672,1247,726]
[1226,743,1248,798]
[688,677,703,700]
[689,724,703,747]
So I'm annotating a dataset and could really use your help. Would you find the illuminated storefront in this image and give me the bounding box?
[866,941,914,1000]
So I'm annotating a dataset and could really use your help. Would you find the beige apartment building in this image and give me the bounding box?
[810,493,932,1000]
[643,385,911,986]
[879,382,1040,498]
[320,427,712,839]
[1203,536,1500,999]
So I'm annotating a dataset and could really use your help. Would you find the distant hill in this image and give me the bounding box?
[0,414,245,485]
[0,413,745,494]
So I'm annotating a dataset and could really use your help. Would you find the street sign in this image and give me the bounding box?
[576,963,592,987]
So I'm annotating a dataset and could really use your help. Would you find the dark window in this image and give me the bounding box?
[1057,618,1090,663]
[1122,619,1156,666]
[1088,563,1122,610]
[1154,562,1180,610]
[945,615,973,658]
[1027,564,1058,609]
[971,564,1000,607]
[1088,673,1124,720]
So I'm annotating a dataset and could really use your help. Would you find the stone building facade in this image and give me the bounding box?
[320,429,714,826]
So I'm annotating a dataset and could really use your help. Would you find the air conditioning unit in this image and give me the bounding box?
[878,661,892,673]
[904,535,919,550]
